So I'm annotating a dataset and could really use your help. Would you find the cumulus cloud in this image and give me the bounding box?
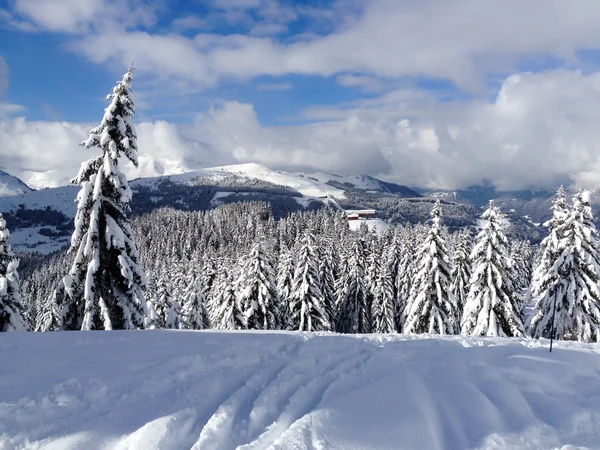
[13,0,156,33]
[59,0,600,93]
[4,70,600,191]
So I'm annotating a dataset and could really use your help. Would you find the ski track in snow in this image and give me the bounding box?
[1,331,600,450]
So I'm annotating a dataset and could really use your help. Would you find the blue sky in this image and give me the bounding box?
[3,0,600,191]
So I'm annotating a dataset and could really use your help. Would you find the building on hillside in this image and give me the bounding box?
[345,209,377,221]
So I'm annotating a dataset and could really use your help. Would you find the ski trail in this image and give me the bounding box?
[237,347,374,450]
[192,340,303,450]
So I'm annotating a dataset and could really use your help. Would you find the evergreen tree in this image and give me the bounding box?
[461,200,524,337]
[180,270,209,330]
[276,246,296,327]
[211,266,244,330]
[237,242,280,330]
[152,279,180,329]
[529,189,600,342]
[0,214,28,332]
[396,225,415,330]
[289,232,330,331]
[450,230,472,322]
[54,67,148,330]
[371,246,397,334]
[336,236,371,333]
[404,201,456,334]
[318,243,337,326]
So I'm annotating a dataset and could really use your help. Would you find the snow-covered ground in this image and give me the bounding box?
[1,331,599,450]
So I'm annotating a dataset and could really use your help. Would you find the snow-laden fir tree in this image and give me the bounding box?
[276,246,296,327]
[404,200,457,334]
[152,279,180,329]
[318,243,337,326]
[180,269,209,330]
[53,67,148,330]
[529,189,600,342]
[527,186,569,339]
[461,200,524,337]
[288,232,331,331]
[336,236,371,333]
[210,265,244,330]
[450,230,472,322]
[396,225,415,330]
[237,241,280,330]
[0,214,28,332]
[371,246,397,334]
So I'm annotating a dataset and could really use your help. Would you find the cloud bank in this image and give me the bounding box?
[2,69,600,190]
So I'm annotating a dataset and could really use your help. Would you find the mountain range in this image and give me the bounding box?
[0,163,561,253]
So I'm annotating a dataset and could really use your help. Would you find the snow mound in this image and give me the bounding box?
[1,331,599,450]
[0,170,33,197]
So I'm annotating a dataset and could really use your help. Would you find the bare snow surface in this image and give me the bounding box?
[1,332,600,450]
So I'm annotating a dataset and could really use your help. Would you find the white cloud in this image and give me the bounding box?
[13,0,156,33]
[5,70,600,191]
[58,0,600,93]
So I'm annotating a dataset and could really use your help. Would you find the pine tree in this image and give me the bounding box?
[276,246,296,328]
[396,225,415,330]
[237,242,280,330]
[371,246,397,334]
[527,186,569,339]
[450,230,472,322]
[151,279,180,329]
[180,270,209,330]
[461,200,524,337]
[318,243,337,326]
[336,236,371,333]
[211,266,244,330]
[529,189,600,342]
[54,67,148,330]
[0,214,28,332]
[288,232,330,331]
[404,201,456,334]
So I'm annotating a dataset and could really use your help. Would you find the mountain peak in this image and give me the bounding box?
[0,170,33,197]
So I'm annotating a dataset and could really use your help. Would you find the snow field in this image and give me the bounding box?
[1,331,600,450]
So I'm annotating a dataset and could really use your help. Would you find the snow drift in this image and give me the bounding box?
[1,331,599,450]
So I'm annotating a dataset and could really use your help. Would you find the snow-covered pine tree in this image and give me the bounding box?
[371,246,397,334]
[54,66,148,330]
[336,235,371,333]
[527,186,569,339]
[0,214,28,332]
[461,200,524,337]
[151,279,180,329]
[450,230,472,322]
[276,246,296,328]
[288,232,330,331]
[396,224,415,330]
[211,265,244,330]
[237,241,280,330]
[180,269,209,330]
[404,200,456,334]
[529,189,600,342]
[318,243,337,326]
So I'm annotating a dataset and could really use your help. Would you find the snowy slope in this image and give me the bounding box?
[207,163,349,199]
[0,170,33,197]
[1,331,599,450]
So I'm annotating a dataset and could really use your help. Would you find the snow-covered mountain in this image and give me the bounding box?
[0,163,543,253]
[0,170,33,197]
[2,331,599,450]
